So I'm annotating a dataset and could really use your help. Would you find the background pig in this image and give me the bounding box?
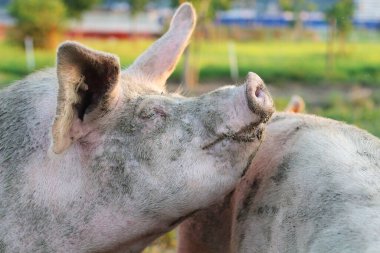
[178,112,380,253]
[0,3,274,253]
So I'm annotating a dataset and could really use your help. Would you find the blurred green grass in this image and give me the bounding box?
[196,41,380,86]
[274,93,380,137]
[1,39,380,86]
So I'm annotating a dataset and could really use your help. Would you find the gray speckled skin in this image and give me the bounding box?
[0,4,275,253]
[178,112,380,253]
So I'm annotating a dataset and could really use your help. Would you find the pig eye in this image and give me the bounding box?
[139,109,155,119]
[153,107,167,118]
[138,107,167,120]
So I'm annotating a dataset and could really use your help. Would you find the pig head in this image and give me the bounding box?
[0,3,274,253]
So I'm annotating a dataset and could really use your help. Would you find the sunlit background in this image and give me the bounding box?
[0,0,379,251]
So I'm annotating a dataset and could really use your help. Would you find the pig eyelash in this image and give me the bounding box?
[153,107,168,118]
[138,107,167,119]
[138,108,155,119]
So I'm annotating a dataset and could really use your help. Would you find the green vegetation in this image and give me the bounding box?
[8,0,99,48]
[196,40,380,86]
[8,0,66,48]
[274,93,380,137]
[63,0,99,18]
[0,41,54,83]
[129,0,150,15]
[326,0,355,39]
[1,39,380,86]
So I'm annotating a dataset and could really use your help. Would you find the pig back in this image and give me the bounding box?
[233,113,380,253]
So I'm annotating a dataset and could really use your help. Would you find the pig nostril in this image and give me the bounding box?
[245,77,272,114]
[254,86,266,101]
[255,86,262,98]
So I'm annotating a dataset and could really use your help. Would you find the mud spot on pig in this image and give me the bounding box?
[134,145,153,164]
[184,124,194,136]
[238,232,246,249]
[0,83,46,162]
[255,205,278,217]
[1,84,49,197]
[33,239,50,253]
[170,148,182,161]
[0,240,6,253]
[356,150,379,167]
[20,199,52,232]
[237,178,261,223]
[271,155,292,184]
[91,146,137,201]
[202,110,225,136]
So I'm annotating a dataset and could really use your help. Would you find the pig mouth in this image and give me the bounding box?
[202,122,265,150]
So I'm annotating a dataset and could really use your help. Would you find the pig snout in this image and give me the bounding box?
[226,72,274,131]
[201,72,274,149]
[245,72,274,120]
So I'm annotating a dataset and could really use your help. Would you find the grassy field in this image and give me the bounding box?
[1,39,380,86]
[274,89,380,137]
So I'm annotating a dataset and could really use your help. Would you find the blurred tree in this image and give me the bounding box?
[325,0,354,77]
[129,0,149,15]
[8,0,66,48]
[63,0,99,18]
[325,0,354,53]
[170,0,231,88]
[279,0,315,40]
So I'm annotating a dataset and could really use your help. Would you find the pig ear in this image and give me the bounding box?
[52,41,121,154]
[126,3,196,88]
[285,95,305,113]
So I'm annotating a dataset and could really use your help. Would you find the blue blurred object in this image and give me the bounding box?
[216,12,380,30]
